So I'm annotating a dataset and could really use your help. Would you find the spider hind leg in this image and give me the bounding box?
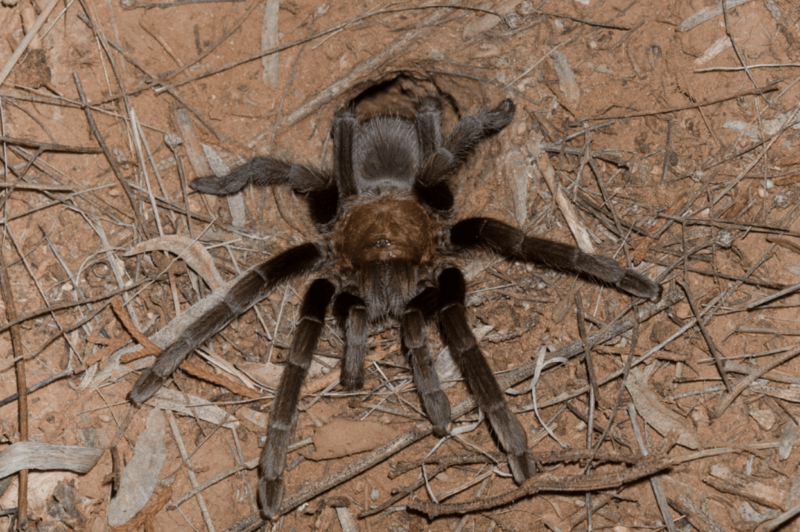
[414,97,455,211]
[190,157,328,196]
[415,97,446,158]
[414,98,516,212]
[190,158,338,226]
[331,107,359,197]
[445,99,516,164]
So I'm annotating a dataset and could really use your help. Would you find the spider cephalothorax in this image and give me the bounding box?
[128,96,660,518]
[337,194,435,267]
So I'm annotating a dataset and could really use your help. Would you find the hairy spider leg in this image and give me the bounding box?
[445,99,516,162]
[331,107,359,197]
[127,242,325,405]
[189,157,338,226]
[414,98,516,212]
[401,286,450,436]
[436,268,537,483]
[334,283,450,434]
[413,97,454,211]
[414,97,445,158]
[450,217,662,299]
[332,291,368,390]
[259,278,336,517]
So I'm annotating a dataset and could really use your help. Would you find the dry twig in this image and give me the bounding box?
[0,246,28,527]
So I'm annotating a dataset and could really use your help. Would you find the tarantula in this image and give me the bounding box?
[128,96,660,518]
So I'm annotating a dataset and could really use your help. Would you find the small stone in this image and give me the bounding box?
[774,193,790,209]
[690,405,709,424]
[716,230,734,248]
[516,1,534,15]
[750,407,776,430]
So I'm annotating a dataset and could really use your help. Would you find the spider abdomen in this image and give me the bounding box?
[355,117,420,189]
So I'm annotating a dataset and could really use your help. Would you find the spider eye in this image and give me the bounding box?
[374,237,391,248]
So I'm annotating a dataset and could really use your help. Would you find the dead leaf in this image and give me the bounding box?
[107,409,167,527]
[626,365,700,449]
[125,235,224,289]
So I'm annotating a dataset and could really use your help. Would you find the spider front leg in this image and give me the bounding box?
[333,291,368,390]
[436,268,537,483]
[401,287,451,436]
[128,242,325,405]
[450,218,661,299]
[259,278,336,518]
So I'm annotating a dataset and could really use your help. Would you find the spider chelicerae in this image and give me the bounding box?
[128,96,660,518]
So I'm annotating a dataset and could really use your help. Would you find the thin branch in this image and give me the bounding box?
[0,243,29,528]
[677,280,733,392]
[577,84,779,121]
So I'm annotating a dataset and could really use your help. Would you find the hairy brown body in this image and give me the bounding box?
[337,195,435,266]
[334,194,437,322]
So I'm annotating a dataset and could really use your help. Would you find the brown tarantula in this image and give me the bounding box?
[128,97,660,518]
